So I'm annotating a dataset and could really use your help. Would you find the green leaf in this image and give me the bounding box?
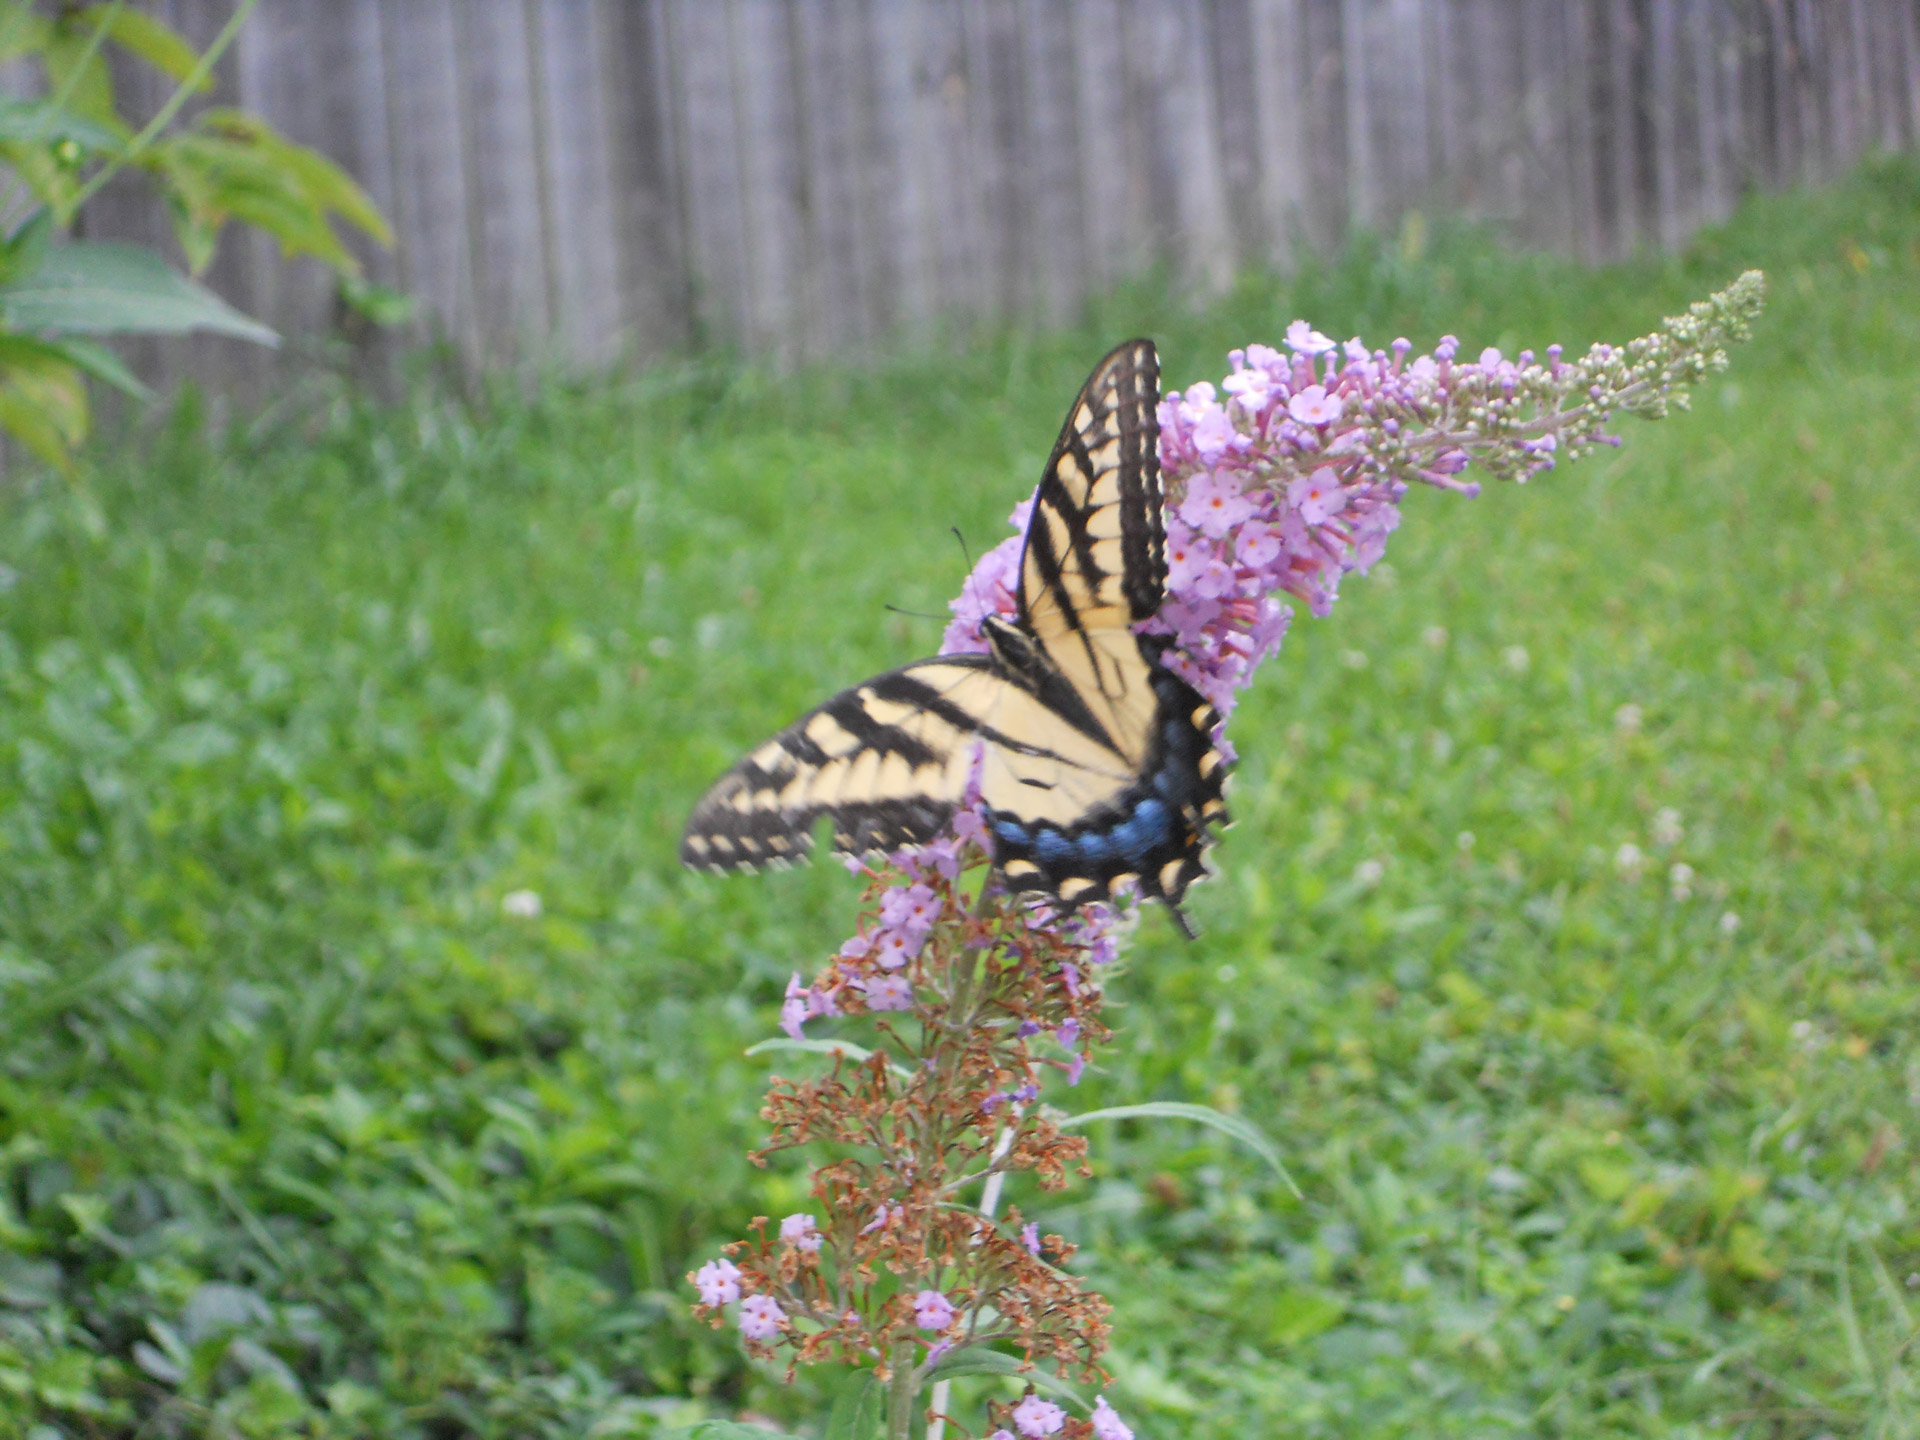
[0,210,54,290]
[667,1423,791,1440]
[82,5,206,85]
[0,241,276,344]
[0,339,88,471]
[0,99,126,153]
[822,1375,884,1440]
[744,1037,876,1065]
[339,276,415,328]
[1057,1101,1300,1198]
[744,1037,916,1082]
[926,1348,1088,1410]
[43,337,150,399]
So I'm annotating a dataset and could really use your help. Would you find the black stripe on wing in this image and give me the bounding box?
[680,659,995,871]
[1017,339,1166,638]
[988,647,1231,937]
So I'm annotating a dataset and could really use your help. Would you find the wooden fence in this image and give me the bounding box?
[73,0,1920,387]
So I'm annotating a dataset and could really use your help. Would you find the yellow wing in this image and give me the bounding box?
[1015,339,1165,768]
[683,658,999,869]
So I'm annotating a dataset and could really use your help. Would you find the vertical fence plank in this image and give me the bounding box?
[863,0,941,335]
[461,2,549,360]
[1019,0,1091,326]
[531,0,624,367]
[727,0,808,361]
[663,0,754,350]
[599,0,694,362]
[379,0,479,361]
[1247,0,1309,269]
[1068,0,1146,290]
[48,0,1920,385]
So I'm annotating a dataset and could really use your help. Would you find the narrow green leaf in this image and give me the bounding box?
[1058,1101,1300,1197]
[926,1348,1088,1410]
[0,241,276,344]
[745,1037,872,1064]
[668,1422,791,1440]
[82,4,205,85]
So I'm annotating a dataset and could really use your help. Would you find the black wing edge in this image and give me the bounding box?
[1017,338,1167,631]
[679,657,996,873]
[993,653,1231,942]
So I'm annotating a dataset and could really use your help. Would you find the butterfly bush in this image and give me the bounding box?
[692,271,1764,1440]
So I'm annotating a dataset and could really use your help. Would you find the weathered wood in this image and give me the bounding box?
[460,0,549,359]
[33,0,1920,390]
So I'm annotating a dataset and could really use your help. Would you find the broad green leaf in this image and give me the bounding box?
[0,99,126,153]
[45,337,149,399]
[926,1348,1087,1410]
[822,1375,883,1440]
[1058,1101,1299,1197]
[202,108,392,245]
[82,4,205,85]
[0,210,53,291]
[0,338,87,468]
[0,241,276,344]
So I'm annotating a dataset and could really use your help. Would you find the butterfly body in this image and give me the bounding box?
[681,341,1229,935]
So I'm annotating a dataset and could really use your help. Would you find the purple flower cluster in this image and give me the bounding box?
[945,271,1766,737]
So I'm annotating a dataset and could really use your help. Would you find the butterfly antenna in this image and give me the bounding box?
[950,526,975,571]
[884,603,950,622]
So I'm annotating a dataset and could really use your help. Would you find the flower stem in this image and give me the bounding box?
[887,1341,922,1440]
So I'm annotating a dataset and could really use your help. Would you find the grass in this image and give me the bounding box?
[1,156,1916,1439]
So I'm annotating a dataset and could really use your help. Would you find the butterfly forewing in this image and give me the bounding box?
[1018,340,1166,765]
[681,659,992,869]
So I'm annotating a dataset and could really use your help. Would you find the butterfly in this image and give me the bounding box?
[680,339,1229,937]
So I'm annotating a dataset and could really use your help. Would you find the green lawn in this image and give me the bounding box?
[2,159,1916,1440]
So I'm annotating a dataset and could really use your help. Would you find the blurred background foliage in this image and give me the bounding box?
[0,132,1916,1439]
[0,0,392,473]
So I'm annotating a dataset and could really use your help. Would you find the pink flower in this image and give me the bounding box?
[1189,554,1237,601]
[1285,319,1336,356]
[1220,364,1270,410]
[872,928,919,969]
[1235,520,1281,572]
[1012,1395,1066,1436]
[779,1214,823,1252]
[693,1258,741,1306]
[1164,523,1212,594]
[880,883,941,937]
[913,1289,956,1330]
[1179,471,1256,539]
[780,974,810,1040]
[1287,385,1344,427]
[864,974,913,1011]
[1287,467,1348,525]
[738,1294,785,1341]
[942,533,1023,654]
[1091,1396,1135,1440]
[1190,406,1237,462]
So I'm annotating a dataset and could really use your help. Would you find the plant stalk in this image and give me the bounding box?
[886,1341,921,1440]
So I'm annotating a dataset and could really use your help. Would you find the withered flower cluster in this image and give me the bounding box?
[692,835,1131,1439]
